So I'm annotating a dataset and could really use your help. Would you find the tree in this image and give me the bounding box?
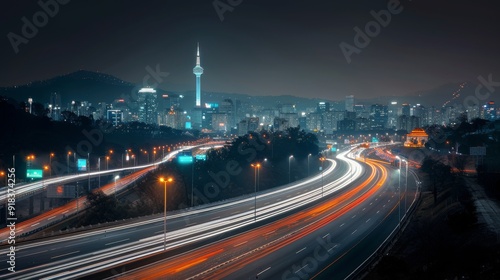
[421,156,452,204]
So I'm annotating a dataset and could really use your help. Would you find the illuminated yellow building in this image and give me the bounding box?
[404,128,428,147]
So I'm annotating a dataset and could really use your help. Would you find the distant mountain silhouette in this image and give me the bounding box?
[0,70,135,106]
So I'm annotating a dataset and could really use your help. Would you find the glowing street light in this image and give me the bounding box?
[251,163,261,221]
[159,177,174,250]
[67,151,72,173]
[307,153,312,176]
[288,155,294,183]
[395,156,402,226]
[319,157,326,197]
[114,175,120,200]
[49,153,55,176]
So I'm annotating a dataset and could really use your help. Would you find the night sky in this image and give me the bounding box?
[1,0,499,100]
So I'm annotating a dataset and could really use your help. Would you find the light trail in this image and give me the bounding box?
[117,159,388,279]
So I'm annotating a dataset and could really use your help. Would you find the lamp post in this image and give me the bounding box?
[49,153,54,177]
[159,177,173,250]
[320,157,326,197]
[191,157,196,208]
[0,171,5,186]
[114,175,120,200]
[307,153,312,176]
[396,156,401,226]
[403,159,408,214]
[288,155,294,183]
[251,163,261,221]
[106,156,110,170]
[67,152,71,174]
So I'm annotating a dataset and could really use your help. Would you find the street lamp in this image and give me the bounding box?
[106,156,110,170]
[395,156,401,226]
[49,153,54,177]
[288,155,294,183]
[114,175,120,200]
[402,159,408,214]
[319,157,326,197]
[159,177,173,250]
[307,153,312,176]
[0,171,6,186]
[67,151,71,173]
[251,163,261,221]
[191,157,197,208]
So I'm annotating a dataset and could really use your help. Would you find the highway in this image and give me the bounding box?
[0,145,195,202]
[0,144,419,279]
[0,149,355,279]
[109,157,409,279]
[0,142,224,241]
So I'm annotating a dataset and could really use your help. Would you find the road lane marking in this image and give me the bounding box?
[105,238,129,246]
[366,218,371,223]
[340,223,345,227]
[234,241,247,247]
[257,267,271,276]
[351,230,357,235]
[328,244,338,252]
[323,233,330,238]
[265,230,276,236]
[377,210,380,214]
[296,247,307,254]
[231,211,240,215]
[62,210,69,214]
[51,251,80,259]
[19,250,48,258]
[352,215,356,219]
[210,216,221,221]
[48,216,56,220]
[31,223,40,227]
[362,208,366,211]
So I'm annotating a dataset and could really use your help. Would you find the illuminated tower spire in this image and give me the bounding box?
[193,43,204,107]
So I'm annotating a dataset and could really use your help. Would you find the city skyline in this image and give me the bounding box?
[2,1,499,100]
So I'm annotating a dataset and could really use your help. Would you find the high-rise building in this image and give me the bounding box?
[193,43,204,108]
[137,87,158,124]
[49,92,62,121]
[483,101,496,121]
[387,101,398,129]
[306,113,322,132]
[370,104,388,129]
[345,95,355,112]
[354,104,367,119]
[317,102,330,113]
[401,103,411,116]
[107,109,123,126]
